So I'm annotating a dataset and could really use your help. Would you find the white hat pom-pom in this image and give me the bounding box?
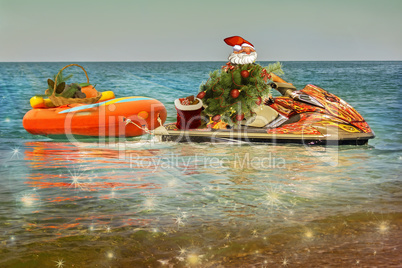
[233,45,242,51]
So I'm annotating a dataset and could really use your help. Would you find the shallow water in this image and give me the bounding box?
[0,61,401,267]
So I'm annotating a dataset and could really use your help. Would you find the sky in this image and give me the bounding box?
[0,0,401,61]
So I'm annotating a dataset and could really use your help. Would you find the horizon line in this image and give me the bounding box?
[1,60,401,63]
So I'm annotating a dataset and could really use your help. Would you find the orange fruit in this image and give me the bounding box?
[81,85,98,98]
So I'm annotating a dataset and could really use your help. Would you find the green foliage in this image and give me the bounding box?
[46,71,73,96]
[266,61,284,75]
[198,62,284,124]
[61,83,80,98]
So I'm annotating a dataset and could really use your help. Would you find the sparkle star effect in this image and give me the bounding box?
[224,232,231,241]
[282,257,289,267]
[261,186,289,210]
[20,193,38,207]
[70,174,84,190]
[68,166,88,191]
[54,258,65,268]
[178,246,187,256]
[106,251,114,260]
[181,211,188,219]
[304,229,314,240]
[174,216,185,228]
[143,197,157,210]
[251,229,258,237]
[377,221,390,235]
[174,211,189,229]
[10,147,22,160]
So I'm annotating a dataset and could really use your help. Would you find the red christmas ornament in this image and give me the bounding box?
[197,91,206,99]
[241,70,250,78]
[230,89,240,98]
[212,114,221,122]
[236,113,244,121]
[256,96,262,105]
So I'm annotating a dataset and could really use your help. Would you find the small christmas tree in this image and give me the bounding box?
[197,61,284,125]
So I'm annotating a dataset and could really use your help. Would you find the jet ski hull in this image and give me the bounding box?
[160,123,374,145]
[159,84,375,145]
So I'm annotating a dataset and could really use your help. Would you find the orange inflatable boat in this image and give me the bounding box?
[23,96,167,137]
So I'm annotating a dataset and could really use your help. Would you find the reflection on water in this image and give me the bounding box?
[0,140,400,267]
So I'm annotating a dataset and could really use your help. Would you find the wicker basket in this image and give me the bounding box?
[47,64,102,106]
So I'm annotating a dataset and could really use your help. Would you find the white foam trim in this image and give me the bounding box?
[242,43,254,49]
[233,45,242,51]
[175,98,203,111]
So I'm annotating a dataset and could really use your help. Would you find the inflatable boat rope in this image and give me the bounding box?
[124,114,164,135]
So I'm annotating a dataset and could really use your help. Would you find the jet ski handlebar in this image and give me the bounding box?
[270,82,297,97]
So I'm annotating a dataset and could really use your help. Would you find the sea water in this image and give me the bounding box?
[0,61,401,267]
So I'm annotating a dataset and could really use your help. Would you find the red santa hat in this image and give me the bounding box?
[224,36,255,51]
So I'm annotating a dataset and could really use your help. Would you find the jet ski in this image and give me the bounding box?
[156,82,375,145]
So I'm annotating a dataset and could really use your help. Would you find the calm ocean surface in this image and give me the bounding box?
[0,61,401,267]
